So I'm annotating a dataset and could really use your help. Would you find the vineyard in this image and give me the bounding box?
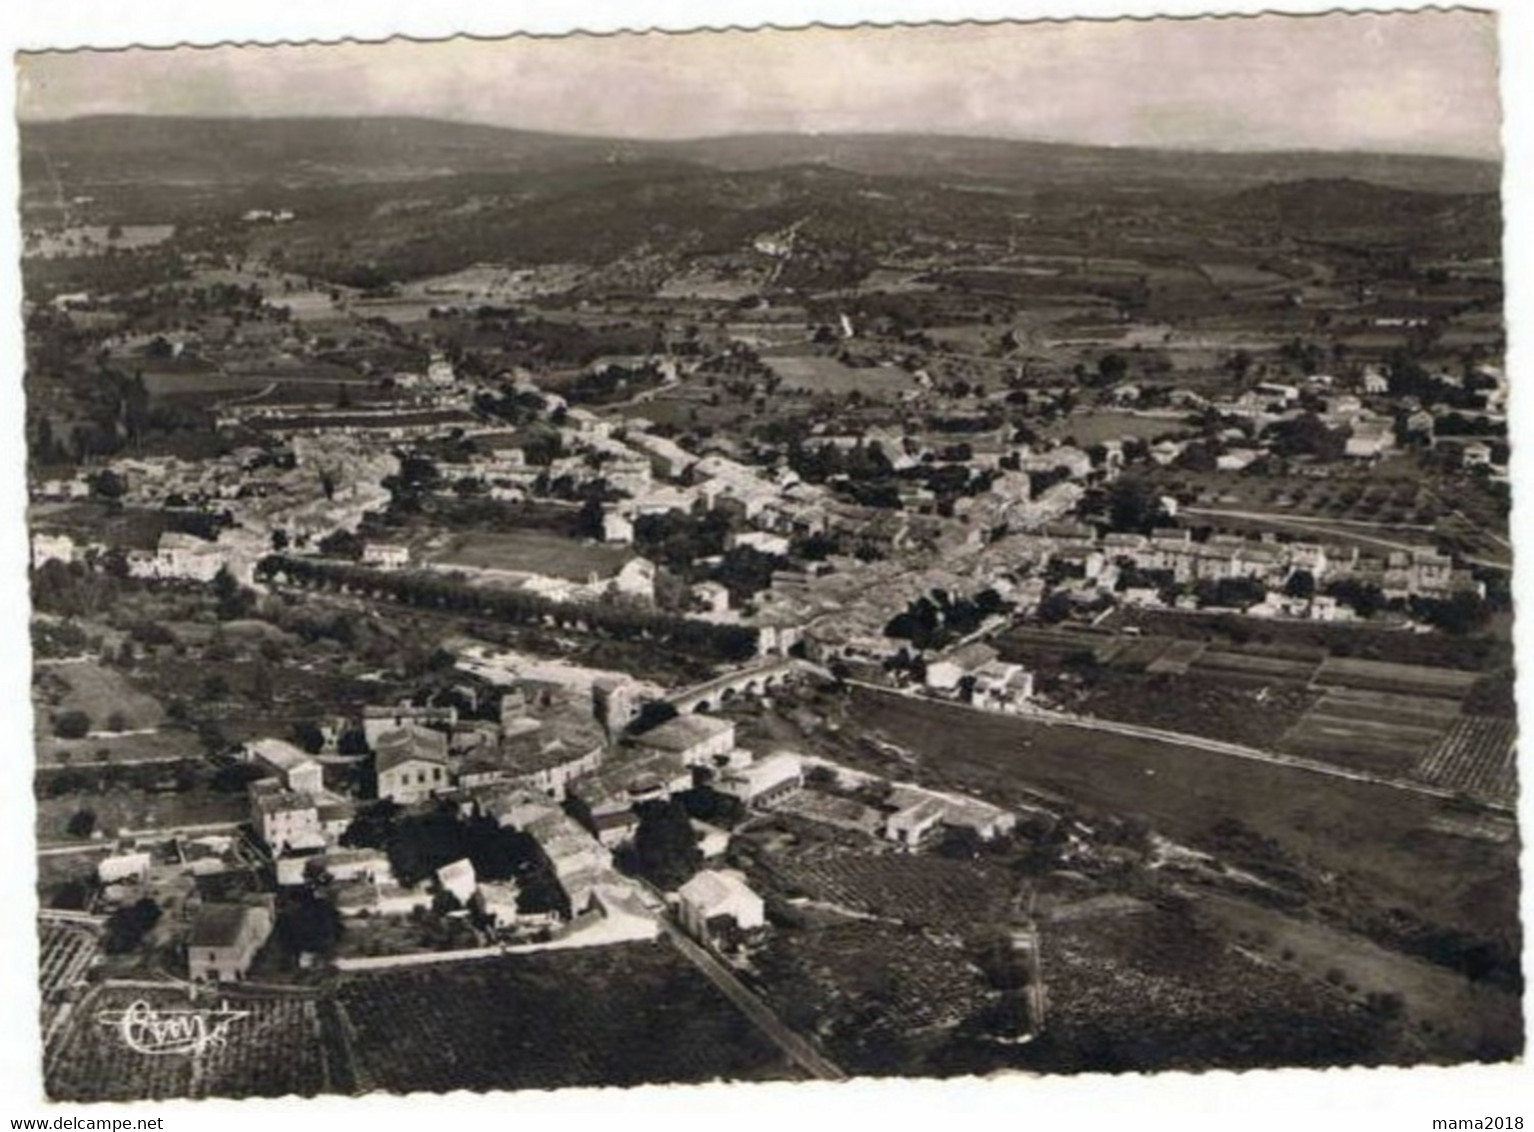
[761,847,1017,931]
[749,920,998,1075]
[46,984,343,1101]
[334,943,797,1092]
[1416,715,1518,807]
[38,920,98,1041]
[1005,904,1399,1074]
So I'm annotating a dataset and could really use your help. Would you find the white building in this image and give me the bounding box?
[676,869,765,942]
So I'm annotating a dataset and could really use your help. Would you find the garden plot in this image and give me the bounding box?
[1190,649,1320,683]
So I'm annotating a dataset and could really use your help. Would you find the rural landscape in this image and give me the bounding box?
[17,10,1521,1102]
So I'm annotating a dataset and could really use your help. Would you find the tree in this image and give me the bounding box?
[67,808,97,838]
[628,799,701,890]
[1283,570,1316,600]
[106,710,129,733]
[1096,353,1129,386]
[1107,478,1163,534]
[104,897,161,954]
[213,566,256,621]
[53,710,91,740]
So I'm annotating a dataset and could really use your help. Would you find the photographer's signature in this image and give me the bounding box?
[96,999,249,1056]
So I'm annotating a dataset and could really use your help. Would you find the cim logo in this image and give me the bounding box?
[96,999,250,1057]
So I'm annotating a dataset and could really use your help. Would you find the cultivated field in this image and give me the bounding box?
[1416,716,1518,808]
[828,687,1517,959]
[750,920,999,1075]
[335,943,798,1092]
[1313,657,1480,699]
[1278,688,1461,776]
[761,846,1017,930]
[47,984,344,1100]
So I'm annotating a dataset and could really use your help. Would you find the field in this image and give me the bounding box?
[761,354,918,397]
[46,984,345,1100]
[426,528,632,581]
[957,902,1404,1074]
[824,687,1518,962]
[760,846,1017,930]
[1189,647,1318,682]
[1313,657,1480,699]
[1039,409,1192,446]
[749,920,1000,1075]
[38,921,99,1039]
[34,660,166,733]
[335,943,798,1092]
[1277,688,1462,776]
[1416,716,1518,807]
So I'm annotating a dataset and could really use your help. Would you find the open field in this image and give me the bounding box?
[335,942,798,1091]
[1416,716,1518,807]
[426,528,632,580]
[1190,648,1319,682]
[35,660,166,733]
[761,354,918,397]
[47,984,345,1100]
[829,687,1518,960]
[1040,409,1193,446]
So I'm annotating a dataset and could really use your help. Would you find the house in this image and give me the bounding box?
[460,719,605,799]
[30,532,74,567]
[717,751,804,807]
[362,703,457,747]
[1463,441,1493,468]
[317,799,356,843]
[611,557,657,602]
[692,581,732,615]
[630,714,736,767]
[676,870,765,943]
[1344,419,1395,460]
[149,532,225,582]
[186,899,274,982]
[244,738,324,795]
[730,530,792,557]
[361,542,410,570]
[253,791,323,853]
[97,851,152,885]
[971,660,1035,712]
[601,507,635,544]
[1361,368,1390,395]
[885,798,947,848]
[374,725,451,803]
[1405,410,1435,437]
[592,809,641,849]
[436,858,478,906]
[925,642,1001,693]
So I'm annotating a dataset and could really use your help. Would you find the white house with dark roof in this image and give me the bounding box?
[375,724,451,803]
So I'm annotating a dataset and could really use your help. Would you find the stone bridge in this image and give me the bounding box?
[668,658,821,713]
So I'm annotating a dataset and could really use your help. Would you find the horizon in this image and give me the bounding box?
[18,110,1505,165]
[14,12,1503,161]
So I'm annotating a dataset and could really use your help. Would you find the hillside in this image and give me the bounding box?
[21,115,1501,199]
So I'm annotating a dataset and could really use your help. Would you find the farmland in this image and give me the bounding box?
[335,942,799,1092]
[809,686,1518,974]
[760,354,919,398]
[1278,688,1462,777]
[748,920,1000,1076]
[935,901,1405,1075]
[1313,656,1481,698]
[1416,716,1519,807]
[46,984,346,1101]
[755,845,1018,930]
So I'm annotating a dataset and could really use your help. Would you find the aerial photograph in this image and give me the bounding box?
[16,5,1520,1101]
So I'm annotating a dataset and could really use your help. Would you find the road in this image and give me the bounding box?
[655,915,847,1082]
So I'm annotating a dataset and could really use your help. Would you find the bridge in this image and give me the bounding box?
[667,657,823,714]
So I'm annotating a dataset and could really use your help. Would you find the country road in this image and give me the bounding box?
[657,917,847,1082]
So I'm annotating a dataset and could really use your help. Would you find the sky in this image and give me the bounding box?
[14,10,1502,158]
